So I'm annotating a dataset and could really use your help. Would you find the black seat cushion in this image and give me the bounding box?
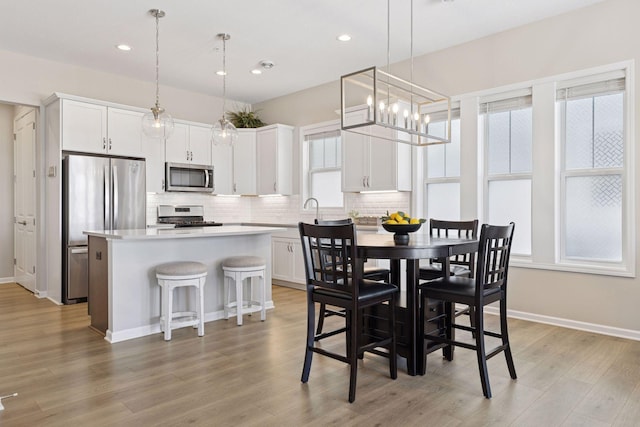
[419,276,501,304]
[314,279,398,302]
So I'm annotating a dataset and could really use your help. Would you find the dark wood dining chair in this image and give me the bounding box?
[420,219,479,325]
[299,221,398,403]
[313,218,391,340]
[419,222,517,398]
[419,219,479,281]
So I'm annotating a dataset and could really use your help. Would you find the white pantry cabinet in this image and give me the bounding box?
[61,99,144,158]
[272,236,305,284]
[256,124,294,195]
[341,108,411,192]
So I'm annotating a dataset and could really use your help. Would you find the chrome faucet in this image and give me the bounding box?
[303,197,320,220]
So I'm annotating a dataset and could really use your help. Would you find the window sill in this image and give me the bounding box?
[510,257,634,278]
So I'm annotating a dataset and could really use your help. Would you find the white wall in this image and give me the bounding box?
[0,49,246,125]
[0,104,14,281]
[255,0,640,335]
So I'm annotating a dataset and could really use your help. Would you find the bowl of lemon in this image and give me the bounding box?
[381,211,426,244]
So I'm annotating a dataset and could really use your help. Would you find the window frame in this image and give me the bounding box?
[424,106,462,220]
[299,120,346,213]
[481,92,534,257]
[556,73,630,271]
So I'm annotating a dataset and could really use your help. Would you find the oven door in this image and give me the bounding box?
[165,163,214,193]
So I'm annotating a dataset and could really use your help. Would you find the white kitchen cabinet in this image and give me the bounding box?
[257,124,294,195]
[341,108,411,192]
[189,125,213,165]
[211,142,233,194]
[272,236,305,284]
[142,133,165,193]
[61,99,143,158]
[232,129,257,195]
[165,123,212,166]
[106,108,145,157]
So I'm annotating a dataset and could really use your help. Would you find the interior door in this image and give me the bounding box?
[14,108,37,292]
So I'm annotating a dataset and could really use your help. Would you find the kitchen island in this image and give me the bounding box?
[85,225,284,343]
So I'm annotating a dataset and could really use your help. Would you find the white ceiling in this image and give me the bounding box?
[0,0,604,104]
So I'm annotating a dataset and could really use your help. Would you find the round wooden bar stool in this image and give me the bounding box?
[222,256,266,326]
[156,261,207,341]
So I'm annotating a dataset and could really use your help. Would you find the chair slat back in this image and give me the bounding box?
[299,222,359,297]
[430,219,479,275]
[475,223,515,299]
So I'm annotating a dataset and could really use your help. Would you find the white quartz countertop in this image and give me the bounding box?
[84,225,286,240]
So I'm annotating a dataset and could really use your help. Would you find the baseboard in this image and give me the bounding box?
[483,306,640,342]
[272,280,305,291]
[106,301,276,344]
[0,277,15,284]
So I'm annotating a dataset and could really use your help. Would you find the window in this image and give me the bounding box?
[304,127,343,208]
[419,63,633,276]
[557,75,626,263]
[481,93,533,255]
[425,108,461,220]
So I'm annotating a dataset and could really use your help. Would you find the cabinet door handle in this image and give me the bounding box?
[108,138,112,151]
[366,176,370,187]
[103,137,106,150]
[186,150,189,161]
[273,182,277,192]
[362,177,366,187]
[233,183,237,193]
[190,151,193,161]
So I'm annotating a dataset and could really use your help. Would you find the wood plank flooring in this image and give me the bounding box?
[0,282,639,426]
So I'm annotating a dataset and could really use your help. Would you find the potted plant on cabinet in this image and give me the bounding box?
[227,108,266,128]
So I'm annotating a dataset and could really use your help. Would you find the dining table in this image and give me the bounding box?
[356,231,478,376]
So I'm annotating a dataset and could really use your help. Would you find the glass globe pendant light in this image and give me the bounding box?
[142,9,175,139]
[212,33,238,146]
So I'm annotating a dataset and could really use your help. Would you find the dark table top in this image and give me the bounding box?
[356,232,478,260]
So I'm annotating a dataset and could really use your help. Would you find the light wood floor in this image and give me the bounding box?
[1,283,639,426]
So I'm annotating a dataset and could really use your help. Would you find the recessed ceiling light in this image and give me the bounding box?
[216,70,226,76]
[116,44,132,51]
[251,69,262,75]
[337,34,351,42]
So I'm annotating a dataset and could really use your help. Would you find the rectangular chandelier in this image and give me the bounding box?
[340,66,451,146]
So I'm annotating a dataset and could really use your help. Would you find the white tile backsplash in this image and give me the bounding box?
[146,191,411,225]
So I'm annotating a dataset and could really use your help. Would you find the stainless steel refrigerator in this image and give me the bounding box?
[62,154,146,304]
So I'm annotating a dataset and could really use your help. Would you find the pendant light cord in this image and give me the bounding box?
[222,35,227,121]
[410,0,414,113]
[155,12,160,109]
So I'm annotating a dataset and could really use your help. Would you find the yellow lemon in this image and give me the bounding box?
[385,219,398,224]
[410,218,419,224]
[398,219,409,224]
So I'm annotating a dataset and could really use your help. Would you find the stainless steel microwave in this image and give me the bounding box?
[165,162,214,193]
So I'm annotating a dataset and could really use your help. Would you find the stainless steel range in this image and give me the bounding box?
[157,205,223,227]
